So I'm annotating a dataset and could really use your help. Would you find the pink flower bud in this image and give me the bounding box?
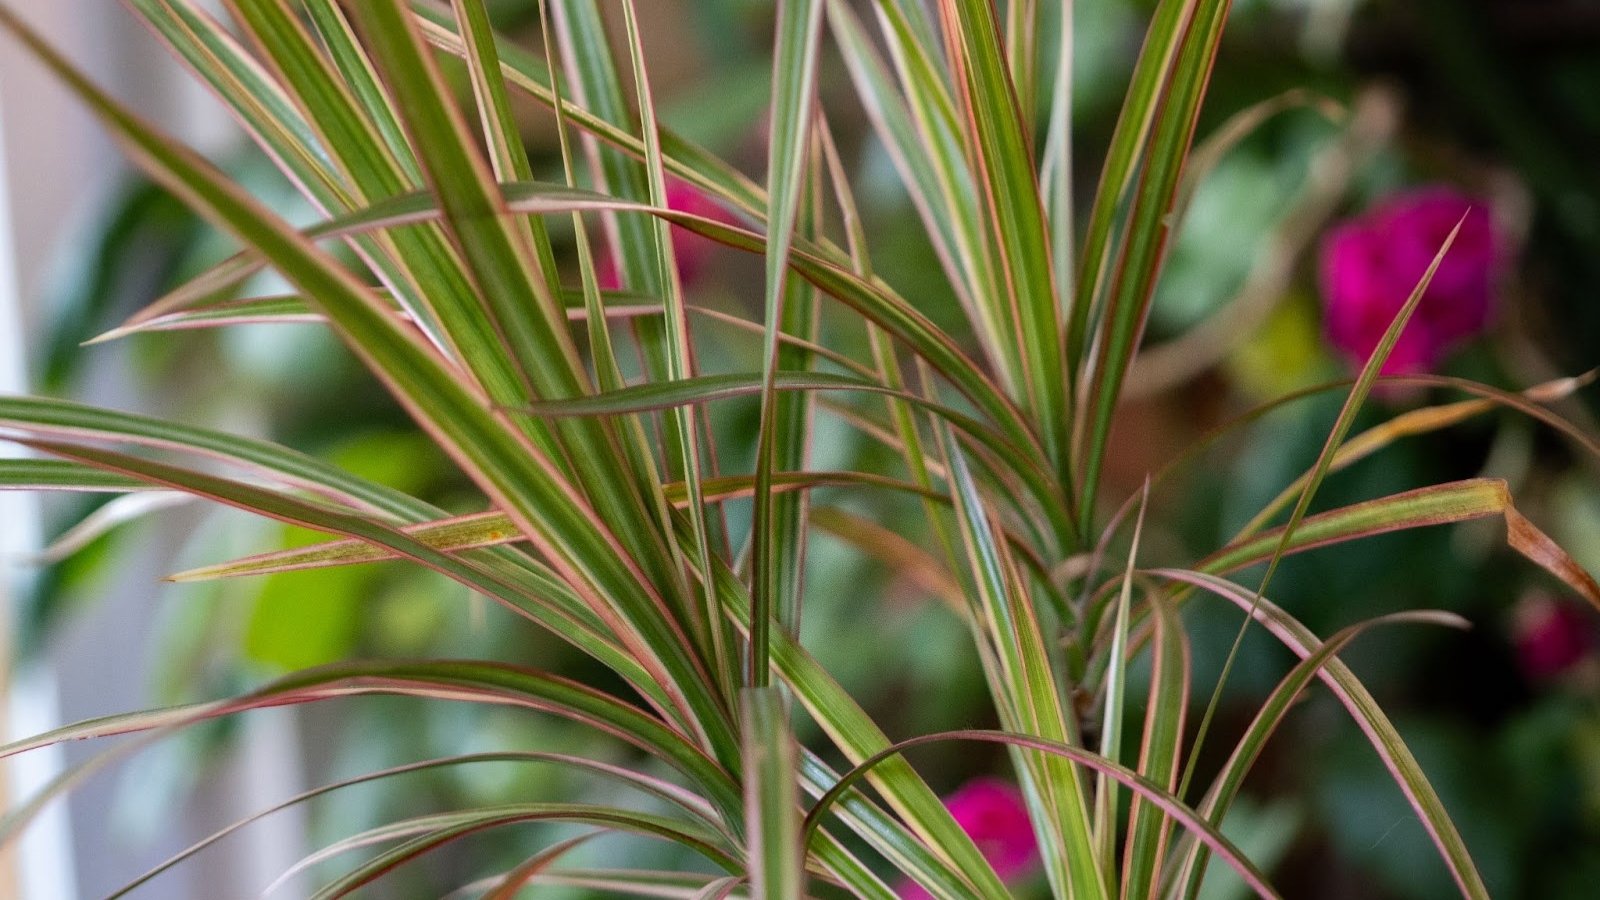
[898,777,1039,898]
[595,178,737,290]
[1513,594,1595,680]
[1318,187,1502,375]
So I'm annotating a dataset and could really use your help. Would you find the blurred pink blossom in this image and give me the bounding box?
[898,777,1039,898]
[1513,594,1595,680]
[1318,186,1503,375]
[596,179,736,290]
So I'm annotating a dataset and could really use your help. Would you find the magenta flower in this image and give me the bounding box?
[596,179,737,290]
[1513,594,1595,680]
[898,777,1040,898]
[1318,186,1502,375]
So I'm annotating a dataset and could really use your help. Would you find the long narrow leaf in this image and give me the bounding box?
[110,179,1050,480]
[167,470,941,581]
[1179,214,1466,811]
[1197,478,1600,609]
[742,688,803,898]
[609,0,730,696]
[941,430,1104,900]
[1093,484,1147,874]
[750,0,825,684]
[801,729,1281,899]
[1120,592,1189,899]
[0,459,150,493]
[110,754,714,899]
[935,0,1069,480]
[0,9,742,769]
[0,658,740,824]
[1169,610,1466,900]
[12,436,680,711]
[1153,569,1489,899]
[296,804,737,899]
[478,833,604,900]
[1075,0,1233,534]
[443,0,563,295]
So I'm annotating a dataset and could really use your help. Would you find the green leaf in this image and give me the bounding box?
[802,729,1282,899]
[1075,0,1232,535]
[940,428,1102,900]
[412,0,766,213]
[544,0,665,295]
[825,1,1005,398]
[0,395,425,516]
[1197,477,1600,610]
[167,509,520,580]
[935,0,1069,480]
[750,0,825,685]
[1245,219,1466,609]
[477,868,734,897]
[519,370,1017,457]
[1136,371,1598,527]
[1095,485,1149,878]
[708,562,1008,897]
[1040,1,1075,329]
[1231,371,1600,543]
[1168,610,1466,900]
[299,0,423,182]
[88,292,330,339]
[475,833,603,900]
[1154,569,1488,899]
[110,753,715,898]
[129,0,344,200]
[167,469,943,582]
[0,401,693,717]
[610,0,731,697]
[215,0,495,357]
[1180,213,1466,824]
[91,288,740,345]
[1004,0,1041,117]
[298,804,737,899]
[741,688,804,898]
[533,0,680,613]
[114,178,1052,494]
[0,658,742,827]
[341,0,661,534]
[13,436,672,705]
[445,0,563,295]
[0,7,741,771]
[688,876,749,900]
[126,0,469,347]
[797,753,959,899]
[0,459,151,493]
[1121,592,1189,899]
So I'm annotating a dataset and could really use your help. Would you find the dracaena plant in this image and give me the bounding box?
[0,0,1595,897]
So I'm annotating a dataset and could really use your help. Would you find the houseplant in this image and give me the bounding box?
[1,0,1597,895]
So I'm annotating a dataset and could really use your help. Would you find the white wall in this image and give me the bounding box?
[1,3,306,897]
[0,70,79,900]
